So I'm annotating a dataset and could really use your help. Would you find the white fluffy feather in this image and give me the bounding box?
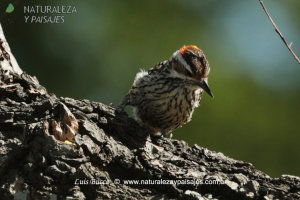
[133,69,148,86]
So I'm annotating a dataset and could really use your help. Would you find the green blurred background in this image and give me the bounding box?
[1,0,299,177]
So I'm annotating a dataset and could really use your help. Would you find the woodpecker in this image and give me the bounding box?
[118,45,213,136]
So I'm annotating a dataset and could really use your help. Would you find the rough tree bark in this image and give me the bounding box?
[0,25,299,200]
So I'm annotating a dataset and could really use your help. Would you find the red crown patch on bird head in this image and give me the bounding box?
[179,45,200,55]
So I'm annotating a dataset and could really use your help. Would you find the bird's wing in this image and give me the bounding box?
[148,60,169,75]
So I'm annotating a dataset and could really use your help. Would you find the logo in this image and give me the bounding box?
[6,3,15,13]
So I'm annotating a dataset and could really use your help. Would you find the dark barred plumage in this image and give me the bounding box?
[118,45,213,136]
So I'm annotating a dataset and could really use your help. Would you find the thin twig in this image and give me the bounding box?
[259,0,300,64]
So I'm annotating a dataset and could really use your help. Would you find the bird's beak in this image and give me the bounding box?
[200,80,214,98]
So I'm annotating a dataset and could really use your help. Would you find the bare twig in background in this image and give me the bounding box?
[259,0,300,64]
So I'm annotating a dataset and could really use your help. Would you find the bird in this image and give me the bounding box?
[118,45,213,137]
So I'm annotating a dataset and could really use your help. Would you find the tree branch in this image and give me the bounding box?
[0,25,22,74]
[259,0,300,64]
[1,23,300,200]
